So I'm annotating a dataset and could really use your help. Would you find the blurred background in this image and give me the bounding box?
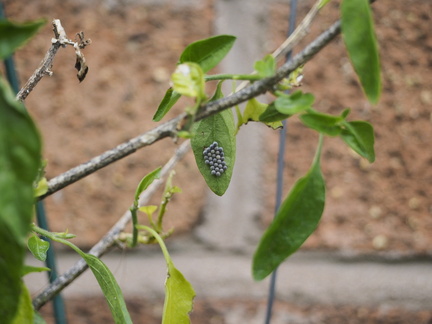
[5,0,432,322]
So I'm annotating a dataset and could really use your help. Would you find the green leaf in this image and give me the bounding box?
[259,102,291,123]
[21,265,50,277]
[163,260,195,324]
[274,91,315,115]
[134,167,162,203]
[340,120,375,162]
[253,136,325,281]
[11,283,33,324]
[299,111,343,136]
[137,225,195,324]
[81,253,133,324]
[191,83,236,196]
[33,311,47,324]
[341,0,381,103]
[0,77,41,323]
[0,19,46,59]
[153,88,182,122]
[139,205,158,216]
[171,63,206,99]
[254,54,276,78]
[341,108,351,119]
[319,0,332,9]
[27,235,50,261]
[241,98,283,130]
[179,35,236,73]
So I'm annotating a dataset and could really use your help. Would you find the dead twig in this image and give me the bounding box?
[16,19,91,101]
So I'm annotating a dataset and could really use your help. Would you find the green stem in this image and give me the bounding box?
[313,133,324,166]
[156,197,168,232]
[130,205,139,247]
[137,225,170,264]
[205,73,262,82]
[31,224,83,256]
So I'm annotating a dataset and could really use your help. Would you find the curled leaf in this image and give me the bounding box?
[340,120,375,162]
[171,63,206,100]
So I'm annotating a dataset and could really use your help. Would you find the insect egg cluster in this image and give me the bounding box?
[203,141,227,177]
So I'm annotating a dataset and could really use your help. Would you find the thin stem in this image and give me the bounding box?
[31,224,82,256]
[272,0,323,59]
[130,206,139,247]
[205,73,262,82]
[137,225,170,264]
[156,194,169,232]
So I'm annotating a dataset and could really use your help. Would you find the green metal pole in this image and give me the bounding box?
[0,4,67,323]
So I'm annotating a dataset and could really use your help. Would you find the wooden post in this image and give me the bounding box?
[194,0,269,251]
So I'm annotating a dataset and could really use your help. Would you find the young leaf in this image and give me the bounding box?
[134,167,162,203]
[0,19,46,59]
[27,235,50,261]
[11,283,33,324]
[259,102,291,123]
[153,88,182,122]
[240,98,283,131]
[138,226,195,324]
[131,167,162,246]
[253,136,325,281]
[139,205,158,216]
[341,108,351,119]
[34,177,48,197]
[340,120,375,162]
[274,91,315,115]
[171,63,206,100]
[254,54,276,78]
[0,77,41,323]
[21,265,50,277]
[191,83,236,196]
[299,111,343,136]
[179,35,236,73]
[341,0,381,103]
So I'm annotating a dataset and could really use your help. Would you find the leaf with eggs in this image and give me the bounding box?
[191,82,236,196]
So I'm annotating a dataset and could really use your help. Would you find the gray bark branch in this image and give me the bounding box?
[32,140,191,310]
